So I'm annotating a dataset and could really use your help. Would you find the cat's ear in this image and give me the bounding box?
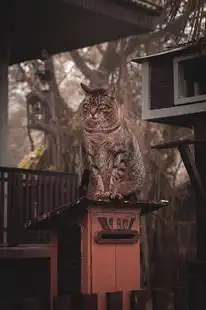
[80,83,92,95]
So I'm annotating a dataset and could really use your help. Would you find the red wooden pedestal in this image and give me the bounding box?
[26,197,167,310]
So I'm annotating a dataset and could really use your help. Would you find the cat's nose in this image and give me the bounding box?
[90,108,97,117]
[90,113,97,119]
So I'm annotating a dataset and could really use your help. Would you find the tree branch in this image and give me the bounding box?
[96,44,106,55]
[124,15,188,58]
[46,56,73,118]
[28,122,57,136]
[89,41,120,88]
[70,50,93,79]
[17,64,52,109]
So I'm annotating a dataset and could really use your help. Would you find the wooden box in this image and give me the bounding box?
[26,197,167,301]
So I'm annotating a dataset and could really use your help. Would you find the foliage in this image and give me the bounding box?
[159,0,206,43]
[17,145,46,169]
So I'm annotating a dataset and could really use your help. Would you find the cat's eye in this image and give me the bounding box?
[103,106,112,111]
[101,104,111,110]
[83,104,89,111]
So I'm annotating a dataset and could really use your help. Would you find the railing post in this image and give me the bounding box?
[54,295,72,310]
[107,292,123,310]
[130,290,149,310]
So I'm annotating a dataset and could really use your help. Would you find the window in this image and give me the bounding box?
[174,54,206,105]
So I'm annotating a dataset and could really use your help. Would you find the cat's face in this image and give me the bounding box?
[81,83,120,132]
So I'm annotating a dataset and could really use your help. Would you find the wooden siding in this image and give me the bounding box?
[150,56,174,110]
[0,167,79,245]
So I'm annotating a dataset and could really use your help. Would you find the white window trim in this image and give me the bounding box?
[141,61,151,119]
[173,53,206,105]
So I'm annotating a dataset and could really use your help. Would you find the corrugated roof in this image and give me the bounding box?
[112,0,163,14]
[6,0,161,65]
[133,44,193,63]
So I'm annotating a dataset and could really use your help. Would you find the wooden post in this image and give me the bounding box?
[50,232,58,310]
[193,117,206,260]
[0,39,10,245]
[189,117,206,310]
[0,38,9,167]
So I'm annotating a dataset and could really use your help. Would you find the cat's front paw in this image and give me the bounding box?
[104,191,113,198]
[93,191,104,199]
[115,192,124,199]
[104,190,123,200]
[111,191,123,199]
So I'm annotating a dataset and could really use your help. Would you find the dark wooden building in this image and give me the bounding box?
[134,42,206,126]
[2,0,161,66]
[134,41,206,310]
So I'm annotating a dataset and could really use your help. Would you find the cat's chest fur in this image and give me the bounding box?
[84,127,126,168]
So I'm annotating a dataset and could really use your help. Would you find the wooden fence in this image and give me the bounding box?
[0,288,188,310]
[0,167,79,245]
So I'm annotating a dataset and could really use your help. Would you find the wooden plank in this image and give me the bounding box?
[43,174,48,213]
[65,293,98,310]
[0,167,79,245]
[23,172,31,242]
[91,211,116,293]
[37,174,42,216]
[50,233,58,309]
[194,120,206,260]
[0,244,52,258]
[173,286,188,310]
[0,171,5,244]
[81,294,98,310]
[37,174,47,243]
[47,175,52,213]
[106,291,123,310]
[115,212,140,291]
[54,295,72,310]
[59,176,65,206]
[0,299,13,310]
[7,171,17,246]
[15,170,24,243]
[24,172,33,243]
[22,298,42,310]
[30,173,40,243]
[130,290,149,310]
[152,288,168,310]
[66,176,71,204]
[54,175,60,210]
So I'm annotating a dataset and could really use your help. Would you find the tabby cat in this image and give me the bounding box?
[81,83,145,199]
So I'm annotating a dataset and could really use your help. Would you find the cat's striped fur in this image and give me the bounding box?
[81,83,145,199]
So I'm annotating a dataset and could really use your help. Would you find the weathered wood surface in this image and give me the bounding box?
[0,167,78,245]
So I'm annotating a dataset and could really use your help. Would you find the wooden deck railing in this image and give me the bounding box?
[0,167,79,245]
[0,288,188,310]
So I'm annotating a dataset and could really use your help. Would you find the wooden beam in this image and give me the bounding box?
[0,244,52,259]
[0,39,9,166]
[152,139,206,203]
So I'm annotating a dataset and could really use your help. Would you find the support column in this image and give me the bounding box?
[188,117,206,310]
[194,117,206,260]
[0,41,9,166]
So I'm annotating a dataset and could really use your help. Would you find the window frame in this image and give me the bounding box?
[173,53,206,105]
